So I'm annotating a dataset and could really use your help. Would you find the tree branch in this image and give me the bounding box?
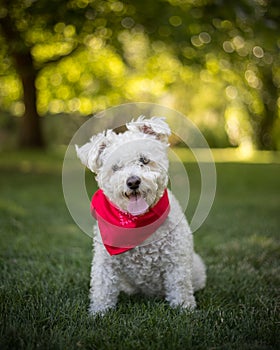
[35,43,83,69]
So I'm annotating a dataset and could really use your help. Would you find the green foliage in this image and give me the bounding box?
[0,151,279,349]
[0,0,279,149]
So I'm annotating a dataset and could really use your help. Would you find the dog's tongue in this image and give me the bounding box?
[127,194,149,216]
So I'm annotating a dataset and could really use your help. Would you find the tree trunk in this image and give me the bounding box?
[256,67,278,150]
[256,107,276,151]
[0,7,45,149]
[14,51,45,148]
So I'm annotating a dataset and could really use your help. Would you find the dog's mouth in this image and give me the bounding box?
[125,191,149,216]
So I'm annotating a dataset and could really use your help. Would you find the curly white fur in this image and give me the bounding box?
[76,116,206,315]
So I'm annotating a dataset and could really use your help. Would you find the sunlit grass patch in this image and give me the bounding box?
[174,147,280,164]
[0,149,65,174]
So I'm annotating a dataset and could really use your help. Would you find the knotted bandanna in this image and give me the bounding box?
[90,189,170,255]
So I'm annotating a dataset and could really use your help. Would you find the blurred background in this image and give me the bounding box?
[0,0,279,152]
[1,3,280,348]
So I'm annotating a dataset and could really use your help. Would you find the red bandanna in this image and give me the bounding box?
[90,189,170,255]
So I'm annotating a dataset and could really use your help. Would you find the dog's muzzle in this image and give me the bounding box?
[126,176,141,190]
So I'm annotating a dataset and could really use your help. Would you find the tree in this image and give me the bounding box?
[0,0,98,148]
[0,0,279,149]
[0,2,43,148]
[129,0,280,149]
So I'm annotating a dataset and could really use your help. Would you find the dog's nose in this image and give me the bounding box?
[126,176,141,190]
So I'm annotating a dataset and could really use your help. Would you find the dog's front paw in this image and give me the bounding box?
[168,295,196,311]
[88,303,115,317]
[180,298,196,311]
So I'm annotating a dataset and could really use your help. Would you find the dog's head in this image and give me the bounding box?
[76,117,171,215]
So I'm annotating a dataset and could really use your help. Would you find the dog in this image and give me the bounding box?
[76,116,206,315]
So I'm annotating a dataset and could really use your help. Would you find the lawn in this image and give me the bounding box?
[0,150,279,350]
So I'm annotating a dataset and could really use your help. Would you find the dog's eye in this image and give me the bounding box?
[139,156,150,165]
[112,164,122,172]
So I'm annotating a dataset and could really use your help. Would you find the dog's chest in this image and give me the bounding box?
[114,243,172,294]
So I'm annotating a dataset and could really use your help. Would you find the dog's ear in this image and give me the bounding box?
[75,130,114,173]
[126,116,171,143]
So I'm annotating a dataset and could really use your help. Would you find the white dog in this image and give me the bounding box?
[76,117,206,315]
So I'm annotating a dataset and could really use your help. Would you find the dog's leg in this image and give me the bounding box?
[89,244,120,316]
[163,225,197,310]
[164,259,196,310]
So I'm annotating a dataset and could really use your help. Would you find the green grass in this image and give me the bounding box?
[0,151,279,350]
